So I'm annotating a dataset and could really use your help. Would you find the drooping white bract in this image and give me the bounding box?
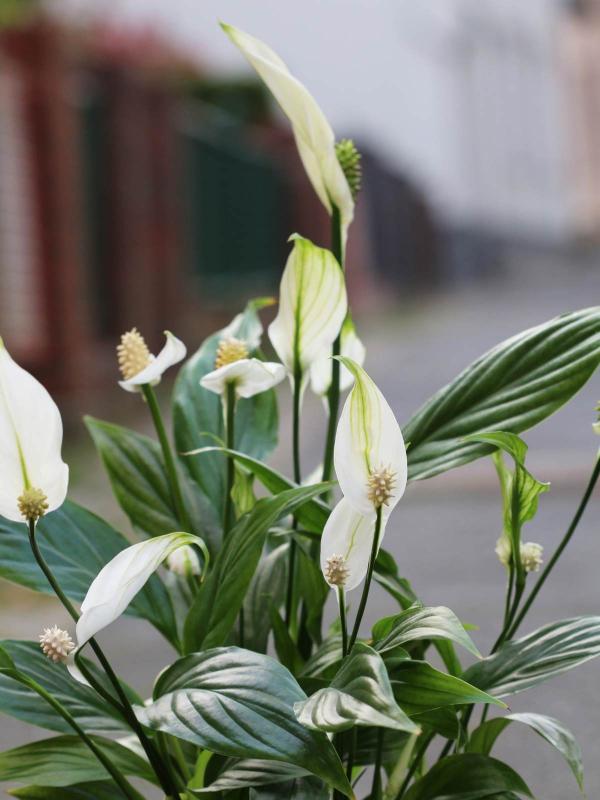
[222,23,354,243]
[200,358,285,399]
[75,532,207,648]
[310,316,366,398]
[118,331,186,393]
[334,358,407,517]
[268,235,347,386]
[0,339,69,522]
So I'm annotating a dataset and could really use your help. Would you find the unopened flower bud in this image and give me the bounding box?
[17,487,49,522]
[215,337,249,369]
[117,328,152,380]
[39,625,74,663]
[335,139,362,199]
[367,466,396,508]
[521,541,543,573]
[324,553,350,587]
[166,545,201,578]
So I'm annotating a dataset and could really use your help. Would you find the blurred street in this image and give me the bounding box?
[1,249,598,799]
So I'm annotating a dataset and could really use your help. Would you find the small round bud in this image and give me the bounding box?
[521,541,543,573]
[17,487,49,522]
[117,328,152,380]
[39,625,74,663]
[367,466,396,508]
[495,536,511,568]
[166,545,202,578]
[215,337,249,369]
[335,138,362,199]
[324,553,350,587]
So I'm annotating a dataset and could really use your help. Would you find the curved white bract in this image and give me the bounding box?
[119,331,186,392]
[310,317,366,397]
[200,359,285,399]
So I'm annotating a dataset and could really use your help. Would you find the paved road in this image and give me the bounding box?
[1,251,598,798]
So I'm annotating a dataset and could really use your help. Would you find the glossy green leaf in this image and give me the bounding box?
[271,607,304,674]
[136,647,352,797]
[374,550,418,611]
[403,754,532,799]
[0,640,134,735]
[249,777,328,799]
[0,502,177,646]
[191,759,309,793]
[413,707,460,739]
[85,417,219,553]
[243,544,289,653]
[300,635,344,680]
[183,484,328,653]
[295,643,419,734]
[468,712,584,793]
[0,735,156,787]
[372,605,480,659]
[184,447,329,534]
[391,661,506,716]
[9,783,127,799]
[403,307,600,481]
[173,301,279,518]
[463,616,600,697]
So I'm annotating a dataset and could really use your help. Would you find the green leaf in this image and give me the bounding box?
[374,550,418,611]
[0,643,16,670]
[463,616,600,697]
[403,754,532,799]
[243,544,289,653]
[372,605,480,660]
[403,307,600,481]
[85,417,219,553]
[0,501,177,646]
[271,607,304,673]
[191,759,309,793]
[183,484,329,653]
[173,301,279,519]
[391,661,506,716]
[10,783,127,799]
[296,545,329,645]
[0,640,134,735]
[295,643,419,734]
[300,635,344,680]
[468,712,585,794]
[413,707,460,740]
[184,447,330,534]
[136,647,352,797]
[0,735,156,787]
[249,777,328,799]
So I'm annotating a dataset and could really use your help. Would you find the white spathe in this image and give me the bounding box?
[334,358,407,517]
[0,339,68,522]
[320,497,387,592]
[310,317,366,397]
[200,358,285,399]
[119,331,187,393]
[268,235,347,381]
[222,23,354,243]
[75,532,206,648]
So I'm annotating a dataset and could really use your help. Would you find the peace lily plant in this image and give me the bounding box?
[0,22,599,800]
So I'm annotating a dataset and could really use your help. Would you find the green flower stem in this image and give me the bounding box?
[384,732,419,800]
[372,728,385,798]
[285,361,303,629]
[27,521,181,800]
[348,506,383,652]
[396,732,435,799]
[223,382,237,538]
[507,451,600,640]
[142,383,192,534]
[4,670,141,800]
[338,586,348,657]
[322,204,344,487]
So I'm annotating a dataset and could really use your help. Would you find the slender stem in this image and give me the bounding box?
[223,382,236,538]
[27,521,180,799]
[436,738,453,764]
[142,384,192,533]
[322,204,343,487]
[285,363,303,628]
[507,452,600,640]
[346,727,357,783]
[372,728,384,798]
[396,731,435,798]
[348,506,383,652]
[384,732,419,800]
[338,586,348,658]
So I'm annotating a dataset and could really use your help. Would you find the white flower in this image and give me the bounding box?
[166,544,202,577]
[495,536,544,573]
[200,336,285,399]
[0,339,68,522]
[495,535,511,568]
[117,329,186,393]
[320,498,388,591]
[39,625,74,663]
[334,358,407,517]
[268,235,347,384]
[222,23,354,244]
[310,317,366,397]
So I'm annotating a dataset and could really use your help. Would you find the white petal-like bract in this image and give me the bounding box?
[310,317,366,397]
[268,236,347,380]
[320,498,387,592]
[334,358,407,516]
[200,358,285,399]
[0,340,68,521]
[222,23,354,241]
[119,331,186,393]
[76,532,206,647]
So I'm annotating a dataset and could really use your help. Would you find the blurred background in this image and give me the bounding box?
[0,1,599,798]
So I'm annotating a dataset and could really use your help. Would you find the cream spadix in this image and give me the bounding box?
[118,330,186,393]
[334,358,407,517]
[221,23,354,242]
[0,339,68,522]
[268,235,347,384]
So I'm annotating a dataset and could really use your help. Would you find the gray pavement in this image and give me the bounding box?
[1,251,599,798]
